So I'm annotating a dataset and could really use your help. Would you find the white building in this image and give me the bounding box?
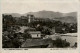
[28,31,41,38]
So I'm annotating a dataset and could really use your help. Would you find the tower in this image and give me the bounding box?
[27,14,34,27]
[27,14,34,23]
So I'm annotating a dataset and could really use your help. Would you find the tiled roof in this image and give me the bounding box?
[28,31,41,34]
[21,39,52,48]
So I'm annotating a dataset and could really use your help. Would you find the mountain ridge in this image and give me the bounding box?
[3,10,77,23]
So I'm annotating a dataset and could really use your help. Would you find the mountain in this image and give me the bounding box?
[63,12,77,18]
[25,10,77,23]
[54,16,77,23]
[3,13,22,17]
[3,10,77,23]
[24,10,63,19]
[54,12,77,23]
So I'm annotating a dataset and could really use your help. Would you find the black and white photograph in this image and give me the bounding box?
[2,0,78,48]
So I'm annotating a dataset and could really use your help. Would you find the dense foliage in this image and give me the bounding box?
[2,14,77,48]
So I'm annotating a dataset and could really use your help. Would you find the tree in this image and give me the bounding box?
[23,30,32,41]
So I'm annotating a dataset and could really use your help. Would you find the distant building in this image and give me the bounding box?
[28,31,41,38]
[27,14,35,23]
[27,14,51,23]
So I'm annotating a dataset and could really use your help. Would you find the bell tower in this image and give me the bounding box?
[27,14,34,23]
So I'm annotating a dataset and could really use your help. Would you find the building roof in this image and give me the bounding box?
[21,39,52,48]
[60,33,77,37]
[28,31,41,34]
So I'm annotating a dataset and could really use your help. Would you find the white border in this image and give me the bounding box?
[0,0,80,53]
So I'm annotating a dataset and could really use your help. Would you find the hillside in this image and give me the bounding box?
[3,10,77,23]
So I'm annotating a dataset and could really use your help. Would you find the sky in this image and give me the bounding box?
[1,0,79,14]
